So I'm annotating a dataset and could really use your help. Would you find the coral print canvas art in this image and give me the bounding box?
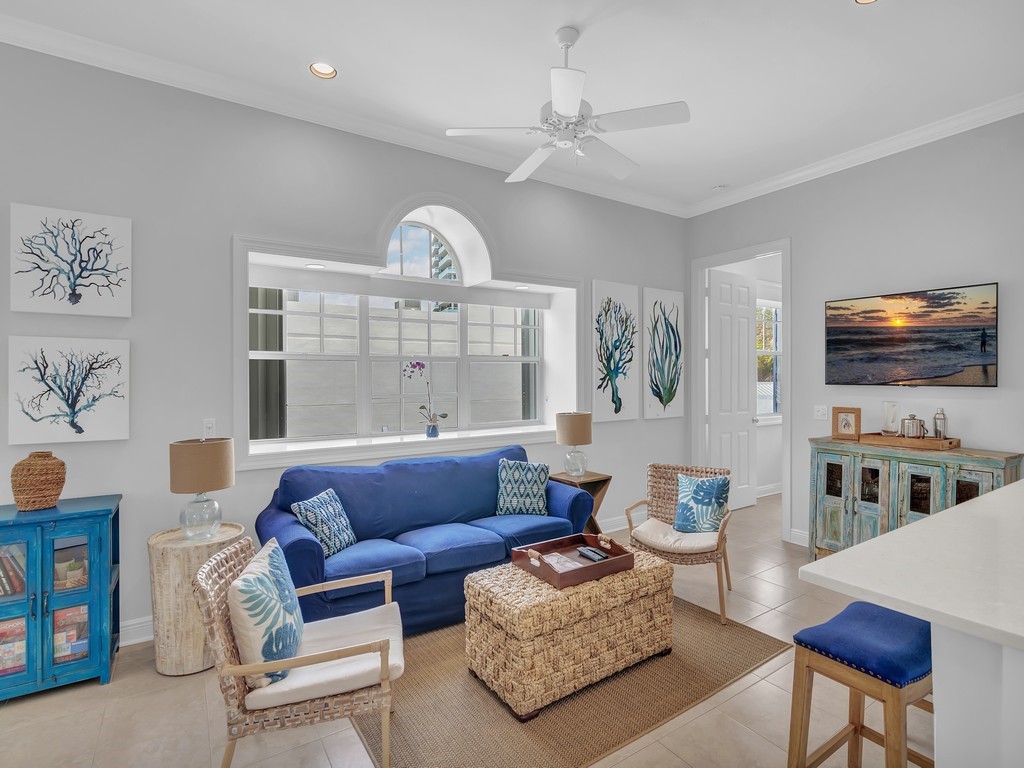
[8,336,130,444]
[592,280,639,422]
[10,203,132,317]
[642,287,684,419]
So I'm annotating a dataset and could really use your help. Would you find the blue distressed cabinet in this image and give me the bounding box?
[809,439,1022,559]
[0,495,120,701]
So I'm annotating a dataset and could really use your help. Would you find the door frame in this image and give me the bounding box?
[689,238,796,543]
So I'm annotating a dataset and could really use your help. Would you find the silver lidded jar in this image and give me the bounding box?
[934,408,947,440]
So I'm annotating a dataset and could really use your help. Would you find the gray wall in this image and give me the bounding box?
[687,114,1024,540]
[0,44,688,633]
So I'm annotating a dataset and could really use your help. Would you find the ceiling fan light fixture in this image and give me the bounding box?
[309,62,337,79]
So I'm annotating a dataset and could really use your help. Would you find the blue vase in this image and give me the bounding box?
[425,424,440,438]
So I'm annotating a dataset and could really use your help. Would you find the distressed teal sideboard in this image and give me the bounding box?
[0,495,121,700]
[808,438,1022,559]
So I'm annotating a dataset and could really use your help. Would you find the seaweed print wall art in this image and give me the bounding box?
[10,203,132,317]
[642,287,684,419]
[8,336,130,444]
[592,280,639,422]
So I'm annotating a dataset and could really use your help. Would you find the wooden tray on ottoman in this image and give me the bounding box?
[511,533,634,589]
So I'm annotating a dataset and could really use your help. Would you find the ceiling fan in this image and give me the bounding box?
[446,26,690,183]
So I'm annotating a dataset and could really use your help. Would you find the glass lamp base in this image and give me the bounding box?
[564,448,588,477]
[181,493,221,540]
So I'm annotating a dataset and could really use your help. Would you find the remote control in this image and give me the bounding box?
[577,546,609,561]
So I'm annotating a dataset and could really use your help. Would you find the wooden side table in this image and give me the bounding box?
[147,523,245,675]
[549,471,612,534]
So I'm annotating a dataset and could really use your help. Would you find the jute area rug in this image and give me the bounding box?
[353,598,790,768]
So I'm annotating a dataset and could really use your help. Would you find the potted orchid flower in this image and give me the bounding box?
[402,360,448,437]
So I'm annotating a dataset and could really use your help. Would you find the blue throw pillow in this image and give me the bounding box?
[674,474,730,533]
[291,488,357,556]
[497,458,549,516]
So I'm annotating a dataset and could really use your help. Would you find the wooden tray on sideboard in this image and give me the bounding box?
[857,432,961,451]
[511,533,634,589]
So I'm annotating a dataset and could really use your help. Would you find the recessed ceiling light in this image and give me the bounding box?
[515,285,530,290]
[855,0,877,4]
[306,263,326,270]
[309,62,337,79]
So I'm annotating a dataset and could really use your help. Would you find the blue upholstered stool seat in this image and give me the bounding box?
[793,601,931,688]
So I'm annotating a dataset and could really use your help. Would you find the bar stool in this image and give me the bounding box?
[787,601,934,768]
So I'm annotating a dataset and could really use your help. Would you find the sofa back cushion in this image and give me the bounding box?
[278,445,529,541]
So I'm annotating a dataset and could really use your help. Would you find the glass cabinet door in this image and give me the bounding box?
[853,458,890,545]
[815,452,852,554]
[42,524,99,680]
[947,468,994,507]
[897,462,944,526]
[0,530,39,689]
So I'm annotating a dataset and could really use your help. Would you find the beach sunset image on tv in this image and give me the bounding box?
[826,283,997,386]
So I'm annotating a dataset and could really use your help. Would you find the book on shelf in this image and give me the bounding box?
[0,618,27,676]
[0,554,25,595]
[53,605,89,663]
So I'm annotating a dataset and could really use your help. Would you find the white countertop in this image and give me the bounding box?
[799,479,1024,651]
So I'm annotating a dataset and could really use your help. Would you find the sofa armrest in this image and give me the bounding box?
[254,493,325,590]
[546,481,594,534]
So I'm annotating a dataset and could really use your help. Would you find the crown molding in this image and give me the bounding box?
[2,14,1022,222]
[682,91,1024,218]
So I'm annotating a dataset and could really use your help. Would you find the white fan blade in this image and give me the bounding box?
[591,101,690,133]
[551,67,586,118]
[505,142,557,183]
[577,137,638,180]
[446,127,539,137]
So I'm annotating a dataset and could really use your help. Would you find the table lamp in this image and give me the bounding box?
[169,437,234,539]
[556,412,592,477]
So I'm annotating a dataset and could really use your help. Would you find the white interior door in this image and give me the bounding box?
[706,268,758,509]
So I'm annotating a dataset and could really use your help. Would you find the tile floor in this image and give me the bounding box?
[0,495,934,767]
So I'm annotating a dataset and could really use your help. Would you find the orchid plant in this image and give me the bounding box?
[402,361,448,426]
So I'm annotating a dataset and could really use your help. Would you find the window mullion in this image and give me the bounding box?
[458,303,469,429]
[357,294,371,436]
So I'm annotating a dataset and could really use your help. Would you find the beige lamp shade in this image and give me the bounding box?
[169,438,235,494]
[555,412,592,447]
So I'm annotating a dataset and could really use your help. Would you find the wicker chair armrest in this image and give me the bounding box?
[716,508,732,549]
[295,570,393,604]
[221,637,391,679]
[623,499,649,533]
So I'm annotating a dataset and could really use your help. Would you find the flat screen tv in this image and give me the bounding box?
[825,282,997,386]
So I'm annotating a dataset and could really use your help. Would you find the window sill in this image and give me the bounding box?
[238,425,556,471]
[757,415,783,427]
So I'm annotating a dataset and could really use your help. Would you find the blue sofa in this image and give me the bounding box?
[255,445,594,634]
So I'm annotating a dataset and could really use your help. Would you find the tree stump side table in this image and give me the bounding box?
[147,523,245,675]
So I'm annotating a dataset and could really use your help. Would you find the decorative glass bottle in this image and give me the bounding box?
[934,408,947,440]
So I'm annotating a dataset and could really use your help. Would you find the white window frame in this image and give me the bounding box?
[232,236,582,470]
[756,299,783,425]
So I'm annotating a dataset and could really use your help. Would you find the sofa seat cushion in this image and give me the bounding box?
[394,523,506,575]
[245,602,404,710]
[467,515,573,554]
[323,539,426,600]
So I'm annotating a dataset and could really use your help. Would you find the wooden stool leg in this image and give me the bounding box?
[723,545,733,590]
[881,686,909,768]
[848,689,865,768]
[715,560,728,624]
[788,647,816,768]
[220,740,237,768]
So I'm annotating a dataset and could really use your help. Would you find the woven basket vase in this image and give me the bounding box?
[11,451,66,511]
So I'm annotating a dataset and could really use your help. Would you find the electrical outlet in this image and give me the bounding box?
[813,405,828,420]
[203,418,216,438]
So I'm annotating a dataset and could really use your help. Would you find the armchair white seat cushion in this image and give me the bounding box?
[245,601,405,710]
[631,518,719,555]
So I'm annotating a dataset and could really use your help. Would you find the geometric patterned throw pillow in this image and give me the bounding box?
[673,473,730,533]
[290,488,358,557]
[496,458,549,516]
[227,538,305,689]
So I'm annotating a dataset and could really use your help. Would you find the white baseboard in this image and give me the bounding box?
[786,529,809,547]
[757,483,782,497]
[120,615,154,646]
[597,512,635,535]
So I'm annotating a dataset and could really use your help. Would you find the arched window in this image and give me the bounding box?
[383,223,460,282]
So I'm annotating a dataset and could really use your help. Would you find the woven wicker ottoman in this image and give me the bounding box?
[464,551,674,720]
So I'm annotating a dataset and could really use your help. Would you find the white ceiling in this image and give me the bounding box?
[2,0,1024,218]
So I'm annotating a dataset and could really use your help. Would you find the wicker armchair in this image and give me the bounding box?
[193,537,401,768]
[624,464,733,624]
